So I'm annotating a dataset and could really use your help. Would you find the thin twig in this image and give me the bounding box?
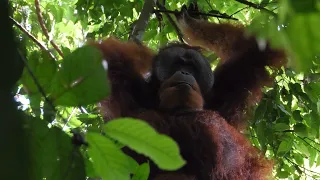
[129,0,156,41]
[155,2,184,42]
[17,49,56,112]
[203,0,220,22]
[234,0,277,17]
[285,157,320,176]
[155,9,238,20]
[204,0,214,11]
[62,108,77,130]
[298,136,320,153]
[230,7,250,17]
[10,17,56,61]
[79,107,87,114]
[18,49,73,127]
[305,137,320,146]
[35,0,64,58]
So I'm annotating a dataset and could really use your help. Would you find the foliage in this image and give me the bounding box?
[104,118,185,170]
[9,0,320,179]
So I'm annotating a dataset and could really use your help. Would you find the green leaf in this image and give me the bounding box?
[289,0,318,13]
[132,163,150,180]
[287,13,320,72]
[43,102,55,123]
[47,3,65,23]
[104,118,186,170]
[289,83,303,93]
[255,120,267,152]
[21,51,57,94]
[50,45,110,106]
[277,104,291,115]
[277,139,293,156]
[294,123,308,137]
[260,0,270,7]
[292,110,302,122]
[25,116,85,180]
[84,158,98,178]
[293,153,304,165]
[273,123,290,132]
[304,82,320,103]
[308,147,317,167]
[29,94,41,117]
[310,112,320,138]
[295,140,309,156]
[77,113,99,124]
[248,13,288,49]
[254,100,267,121]
[86,132,133,180]
[317,154,320,167]
[277,170,290,178]
[127,155,140,174]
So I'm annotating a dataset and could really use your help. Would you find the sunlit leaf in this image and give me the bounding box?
[277,139,293,156]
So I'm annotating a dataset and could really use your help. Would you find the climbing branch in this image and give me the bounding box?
[129,0,156,42]
[10,17,56,61]
[35,0,64,58]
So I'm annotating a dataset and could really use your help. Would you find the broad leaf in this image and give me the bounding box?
[277,139,293,156]
[132,163,150,180]
[287,13,320,72]
[273,123,290,132]
[294,123,308,137]
[104,118,186,170]
[50,45,110,106]
[21,51,57,94]
[86,132,133,180]
[25,116,85,180]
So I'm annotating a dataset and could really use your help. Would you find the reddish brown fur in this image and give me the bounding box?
[159,77,204,110]
[92,38,155,120]
[93,10,286,180]
[122,110,273,180]
[176,14,286,129]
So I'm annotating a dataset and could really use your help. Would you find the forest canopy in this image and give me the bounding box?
[2,0,320,179]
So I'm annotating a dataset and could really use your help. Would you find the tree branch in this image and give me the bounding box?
[156,2,184,42]
[10,17,56,61]
[230,7,249,17]
[234,0,277,17]
[129,0,156,41]
[35,0,64,58]
[155,9,238,20]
